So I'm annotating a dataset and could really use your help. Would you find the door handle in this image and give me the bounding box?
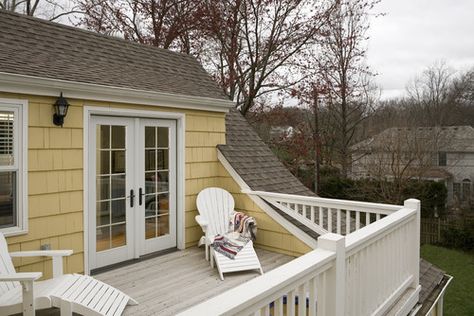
[129,189,135,207]
[139,188,144,206]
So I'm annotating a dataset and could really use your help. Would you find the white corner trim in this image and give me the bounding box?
[217,150,318,249]
[0,72,234,113]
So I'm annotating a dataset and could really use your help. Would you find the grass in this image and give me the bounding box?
[421,245,474,316]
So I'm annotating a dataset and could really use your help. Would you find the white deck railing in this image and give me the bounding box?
[243,190,403,235]
[179,195,421,316]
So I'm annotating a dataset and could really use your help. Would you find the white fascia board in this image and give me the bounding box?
[217,150,318,249]
[0,72,234,113]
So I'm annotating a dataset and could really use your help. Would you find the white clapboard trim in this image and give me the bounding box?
[196,187,263,280]
[0,233,137,316]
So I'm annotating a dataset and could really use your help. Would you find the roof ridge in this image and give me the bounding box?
[0,9,196,62]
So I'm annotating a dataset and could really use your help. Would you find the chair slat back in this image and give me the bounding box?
[0,232,19,295]
[196,188,235,237]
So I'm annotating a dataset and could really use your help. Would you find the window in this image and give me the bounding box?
[453,182,461,201]
[462,179,471,202]
[438,152,447,166]
[0,100,27,236]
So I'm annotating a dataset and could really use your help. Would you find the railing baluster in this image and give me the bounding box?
[288,290,296,316]
[356,211,360,230]
[264,304,270,316]
[328,208,332,232]
[274,297,284,316]
[337,209,341,234]
[319,206,323,227]
[303,204,307,219]
[376,213,381,221]
[346,210,351,235]
[309,277,317,316]
[366,212,371,226]
[298,283,306,316]
[311,206,315,223]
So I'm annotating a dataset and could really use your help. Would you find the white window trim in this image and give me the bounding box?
[0,98,28,237]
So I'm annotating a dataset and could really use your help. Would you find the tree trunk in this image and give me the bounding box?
[313,90,321,195]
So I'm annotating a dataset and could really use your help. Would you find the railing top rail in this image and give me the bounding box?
[345,206,417,256]
[243,190,403,213]
[177,248,336,316]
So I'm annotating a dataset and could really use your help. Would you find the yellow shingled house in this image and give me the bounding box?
[0,10,450,316]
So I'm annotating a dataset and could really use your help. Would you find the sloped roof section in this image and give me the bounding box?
[352,125,474,153]
[218,108,314,196]
[0,10,227,100]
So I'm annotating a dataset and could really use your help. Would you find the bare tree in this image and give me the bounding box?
[301,0,380,178]
[352,127,447,203]
[197,0,334,115]
[0,0,80,21]
[407,60,456,126]
[75,0,199,52]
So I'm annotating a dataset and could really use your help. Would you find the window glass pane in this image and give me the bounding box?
[157,127,168,148]
[0,111,14,166]
[145,127,156,148]
[111,126,125,149]
[99,125,110,149]
[0,171,16,228]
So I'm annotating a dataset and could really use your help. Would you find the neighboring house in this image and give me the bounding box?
[351,126,474,207]
[0,10,450,316]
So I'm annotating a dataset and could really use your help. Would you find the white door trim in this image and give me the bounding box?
[83,106,186,275]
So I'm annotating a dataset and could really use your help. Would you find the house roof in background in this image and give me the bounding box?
[0,10,228,101]
[352,125,474,153]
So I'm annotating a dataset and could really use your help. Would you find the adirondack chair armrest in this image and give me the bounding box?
[195,215,208,232]
[9,250,73,257]
[0,272,42,282]
[10,250,73,278]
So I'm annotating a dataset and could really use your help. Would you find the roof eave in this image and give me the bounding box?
[0,72,234,113]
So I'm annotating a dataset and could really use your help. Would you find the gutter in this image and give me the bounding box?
[424,275,453,316]
[0,72,234,112]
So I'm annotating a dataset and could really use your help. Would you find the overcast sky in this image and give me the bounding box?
[367,0,474,99]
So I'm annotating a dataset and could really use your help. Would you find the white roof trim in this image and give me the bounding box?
[0,72,234,112]
[217,150,318,249]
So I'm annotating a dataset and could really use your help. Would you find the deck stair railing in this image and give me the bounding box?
[179,194,421,316]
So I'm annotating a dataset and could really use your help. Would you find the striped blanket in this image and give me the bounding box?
[232,211,257,240]
[211,234,250,259]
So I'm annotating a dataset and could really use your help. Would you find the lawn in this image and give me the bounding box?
[421,245,474,316]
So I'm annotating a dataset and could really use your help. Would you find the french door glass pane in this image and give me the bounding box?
[144,126,170,240]
[96,124,127,251]
[0,171,16,228]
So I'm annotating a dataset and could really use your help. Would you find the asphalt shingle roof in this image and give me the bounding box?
[0,10,227,100]
[219,108,315,196]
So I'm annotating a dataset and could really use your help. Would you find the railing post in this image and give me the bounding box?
[404,198,420,289]
[318,233,345,316]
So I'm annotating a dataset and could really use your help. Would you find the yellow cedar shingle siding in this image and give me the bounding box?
[2,91,308,279]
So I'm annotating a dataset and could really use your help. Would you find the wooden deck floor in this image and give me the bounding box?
[91,247,293,315]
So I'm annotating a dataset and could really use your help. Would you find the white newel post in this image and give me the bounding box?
[404,198,421,289]
[318,233,346,316]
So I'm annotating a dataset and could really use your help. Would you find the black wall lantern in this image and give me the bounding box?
[53,92,70,127]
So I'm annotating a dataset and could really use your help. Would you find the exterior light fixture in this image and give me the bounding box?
[53,92,70,127]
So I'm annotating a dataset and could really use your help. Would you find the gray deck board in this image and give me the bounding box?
[95,247,293,315]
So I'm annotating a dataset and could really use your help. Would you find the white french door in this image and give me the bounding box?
[88,116,177,270]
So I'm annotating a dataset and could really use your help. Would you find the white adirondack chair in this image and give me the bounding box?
[196,187,263,280]
[0,233,137,316]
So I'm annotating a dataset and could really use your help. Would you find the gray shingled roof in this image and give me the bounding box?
[352,125,474,153]
[218,108,315,196]
[0,10,227,100]
[418,259,449,315]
